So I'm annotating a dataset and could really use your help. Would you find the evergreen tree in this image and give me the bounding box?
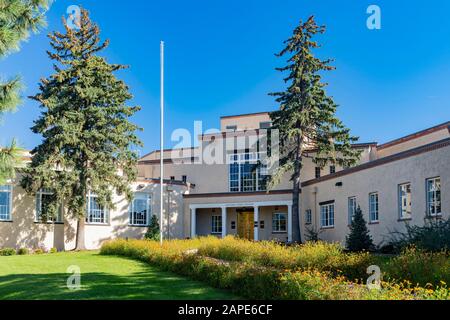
[21,9,143,250]
[145,215,160,241]
[0,0,49,183]
[269,16,360,242]
[346,206,374,252]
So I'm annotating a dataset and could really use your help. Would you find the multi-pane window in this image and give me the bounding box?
[305,209,312,225]
[259,121,272,129]
[36,189,62,223]
[0,185,12,221]
[315,167,321,179]
[86,192,108,224]
[211,215,222,234]
[129,193,151,226]
[272,213,287,232]
[330,166,336,174]
[320,203,335,228]
[369,193,379,222]
[228,153,268,192]
[348,197,357,225]
[398,183,412,219]
[426,177,441,216]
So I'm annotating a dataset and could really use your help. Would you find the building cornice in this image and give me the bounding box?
[183,189,295,199]
[302,137,450,187]
[377,121,450,150]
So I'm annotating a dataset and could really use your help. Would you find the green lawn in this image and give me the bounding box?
[0,251,236,300]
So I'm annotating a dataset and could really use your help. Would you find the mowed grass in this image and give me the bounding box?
[0,251,236,300]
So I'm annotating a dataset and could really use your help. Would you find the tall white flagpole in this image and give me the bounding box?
[160,41,164,246]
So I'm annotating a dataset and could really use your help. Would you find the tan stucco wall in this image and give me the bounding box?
[377,128,449,158]
[0,181,187,250]
[301,144,450,246]
[220,113,271,131]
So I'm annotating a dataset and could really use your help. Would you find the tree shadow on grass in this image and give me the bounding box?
[0,269,234,300]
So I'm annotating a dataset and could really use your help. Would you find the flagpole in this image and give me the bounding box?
[160,41,164,246]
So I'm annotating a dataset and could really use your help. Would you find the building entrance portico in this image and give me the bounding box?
[189,200,293,242]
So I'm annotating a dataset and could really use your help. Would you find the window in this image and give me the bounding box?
[211,215,222,234]
[86,192,108,224]
[170,176,175,181]
[348,197,357,225]
[398,183,412,220]
[369,193,379,222]
[330,166,336,174]
[305,209,312,225]
[0,185,12,221]
[426,177,441,216]
[320,203,335,228]
[259,121,272,129]
[272,213,287,232]
[129,193,151,226]
[226,125,237,132]
[315,167,321,179]
[182,175,187,183]
[228,152,268,192]
[36,189,62,223]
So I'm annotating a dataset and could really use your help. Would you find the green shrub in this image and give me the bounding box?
[34,249,44,255]
[346,206,374,252]
[305,226,322,242]
[17,248,29,255]
[145,215,160,241]
[0,248,16,256]
[388,219,450,252]
[49,247,58,254]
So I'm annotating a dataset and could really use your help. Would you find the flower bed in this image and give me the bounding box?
[100,237,449,300]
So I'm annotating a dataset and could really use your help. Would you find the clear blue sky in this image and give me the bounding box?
[1,0,450,155]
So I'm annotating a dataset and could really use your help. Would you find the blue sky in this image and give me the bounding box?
[1,0,450,154]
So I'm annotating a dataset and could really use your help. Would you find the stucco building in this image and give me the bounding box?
[1,112,449,250]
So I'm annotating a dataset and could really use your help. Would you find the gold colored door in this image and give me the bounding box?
[237,212,254,240]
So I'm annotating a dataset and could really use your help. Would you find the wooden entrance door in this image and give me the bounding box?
[237,211,254,240]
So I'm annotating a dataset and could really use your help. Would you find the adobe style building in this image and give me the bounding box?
[0,111,449,250]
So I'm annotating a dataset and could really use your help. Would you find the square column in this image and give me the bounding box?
[221,206,227,238]
[190,208,196,238]
[254,206,259,241]
[287,204,293,243]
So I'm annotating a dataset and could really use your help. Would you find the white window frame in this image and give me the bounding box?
[330,165,336,174]
[272,212,287,233]
[348,197,357,225]
[398,183,412,220]
[228,152,268,192]
[320,203,335,228]
[85,191,109,225]
[315,167,321,179]
[36,189,63,223]
[426,177,441,216]
[0,185,12,221]
[305,209,312,225]
[369,192,379,223]
[211,215,222,234]
[129,193,151,226]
